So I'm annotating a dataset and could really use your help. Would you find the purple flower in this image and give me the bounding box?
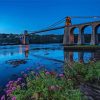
[14,81,18,84]
[8,81,13,84]
[12,87,16,91]
[9,84,13,89]
[48,85,61,91]
[1,95,5,100]
[11,96,16,100]
[45,71,50,75]
[6,90,12,95]
[23,74,27,78]
[17,78,22,81]
[48,85,56,91]
[50,86,55,90]
[59,73,64,77]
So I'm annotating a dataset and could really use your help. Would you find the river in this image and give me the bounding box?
[0,44,100,87]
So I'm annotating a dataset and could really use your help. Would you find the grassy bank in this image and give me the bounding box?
[1,61,100,100]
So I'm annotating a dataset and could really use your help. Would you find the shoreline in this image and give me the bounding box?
[64,45,100,51]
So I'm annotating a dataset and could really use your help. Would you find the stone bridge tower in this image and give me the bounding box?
[20,30,29,45]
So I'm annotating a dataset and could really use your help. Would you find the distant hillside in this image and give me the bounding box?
[0,33,100,45]
[0,34,20,45]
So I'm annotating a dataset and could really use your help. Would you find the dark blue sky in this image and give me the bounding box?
[0,0,100,34]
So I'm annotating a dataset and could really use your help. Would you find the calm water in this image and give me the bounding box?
[0,44,100,87]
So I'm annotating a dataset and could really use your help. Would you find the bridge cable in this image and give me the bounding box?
[69,16,100,18]
[45,17,66,29]
[29,16,100,34]
[29,17,66,33]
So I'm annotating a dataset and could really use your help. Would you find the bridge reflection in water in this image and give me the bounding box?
[19,44,100,63]
[19,45,29,59]
[64,50,100,63]
[25,45,29,58]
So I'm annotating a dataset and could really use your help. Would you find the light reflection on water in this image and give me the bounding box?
[0,44,100,86]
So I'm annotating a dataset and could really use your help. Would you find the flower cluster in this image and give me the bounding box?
[0,67,65,100]
[6,78,23,93]
[45,70,64,78]
[1,77,26,100]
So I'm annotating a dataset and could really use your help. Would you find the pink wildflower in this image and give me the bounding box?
[11,96,16,100]
[12,87,16,91]
[1,95,5,100]
[6,90,12,96]
[8,81,13,84]
[23,74,27,78]
[17,78,22,81]
[45,71,50,75]
[59,73,64,77]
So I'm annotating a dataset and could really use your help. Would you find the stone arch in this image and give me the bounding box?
[70,27,79,44]
[81,25,92,44]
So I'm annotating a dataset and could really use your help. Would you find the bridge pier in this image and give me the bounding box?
[90,26,96,45]
[69,29,74,44]
[63,27,70,45]
[23,30,29,45]
[78,27,84,45]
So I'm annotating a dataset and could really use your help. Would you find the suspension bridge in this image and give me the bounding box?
[20,16,100,47]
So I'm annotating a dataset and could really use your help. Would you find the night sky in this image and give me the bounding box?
[0,0,100,34]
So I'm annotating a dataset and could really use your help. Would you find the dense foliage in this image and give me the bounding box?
[1,61,100,100]
[0,33,99,45]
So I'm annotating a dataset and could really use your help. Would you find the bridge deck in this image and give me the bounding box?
[31,20,100,34]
